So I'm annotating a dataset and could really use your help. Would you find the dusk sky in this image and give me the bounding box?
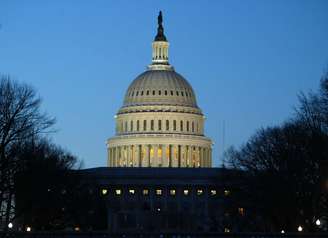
[1,0,327,168]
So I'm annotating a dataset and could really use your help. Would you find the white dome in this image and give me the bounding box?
[123,69,198,108]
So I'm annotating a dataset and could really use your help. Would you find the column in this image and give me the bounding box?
[135,145,140,167]
[169,145,174,167]
[209,148,212,167]
[172,145,178,167]
[163,145,168,167]
[180,145,186,167]
[199,147,203,167]
[188,146,193,167]
[144,145,150,167]
[154,145,159,167]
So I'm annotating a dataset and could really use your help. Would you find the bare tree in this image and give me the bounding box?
[0,75,55,230]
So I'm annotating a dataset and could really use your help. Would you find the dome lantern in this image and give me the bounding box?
[150,11,171,69]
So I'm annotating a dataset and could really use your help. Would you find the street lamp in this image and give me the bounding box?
[8,223,13,229]
[297,225,303,232]
[316,219,321,226]
[281,230,285,234]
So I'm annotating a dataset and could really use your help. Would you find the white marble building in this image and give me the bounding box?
[107,12,212,168]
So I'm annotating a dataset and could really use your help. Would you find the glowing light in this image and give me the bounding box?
[8,223,13,229]
[143,189,149,195]
[281,230,285,234]
[210,190,217,196]
[298,226,303,232]
[115,189,121,195]
[183,189,189,195]
[129,189,135,195]
[197,189,203,195]
[26,226,31,232]
[224,190,231,196]
[170,189,176,195]
[101,189,108,195]
[74,227,80,232]
[316,219,321,226]
[224,228,230,233]
[156,189,162,195]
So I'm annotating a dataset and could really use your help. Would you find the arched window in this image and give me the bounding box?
[151,120,154,131]
[136,91,139,96]
[132,92,134,96]
[180,121,183,131]
[143,120,147,131]
[176,91,179,96]
[141,91,144,96]
[152,90,155,95]
[187,121,190,132]
[181,91,184,96]
[192,122,194,132]
[158,120,162,131]
[158,90,161,95]
[137,120,140,131]
[165,90,168,95]
[170,90,173,96]
[147,90,150,95]
[186,92,188,97]
[166,120,169,131]
[173,120,176,131]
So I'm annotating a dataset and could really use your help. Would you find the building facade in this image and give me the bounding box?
[107,12,212,168]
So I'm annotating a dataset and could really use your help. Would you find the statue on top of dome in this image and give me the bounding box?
[155,11,167,42]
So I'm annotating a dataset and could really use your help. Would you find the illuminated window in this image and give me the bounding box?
[238,207,245,216]
[183,189,189,195]
[197,189,203,196]
[143,189,149,195]
[210,190,217,196]
[129,189,135,195]
[156,189,162,195]
[224,189,231,196]
[170,189,176,196]
[115,189,122,195]
[224,228,230,233]
[101,189,108,195]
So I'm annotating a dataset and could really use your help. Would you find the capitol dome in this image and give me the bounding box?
[107,12,212,168]
[123,69,198,108]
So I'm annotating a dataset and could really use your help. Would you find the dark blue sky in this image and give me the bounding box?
[1,0,327,168]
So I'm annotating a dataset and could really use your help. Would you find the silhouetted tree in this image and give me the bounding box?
[225,74,328,232]
[0,76,55,230]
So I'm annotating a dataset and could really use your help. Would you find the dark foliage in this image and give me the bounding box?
[225,74,328,232]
